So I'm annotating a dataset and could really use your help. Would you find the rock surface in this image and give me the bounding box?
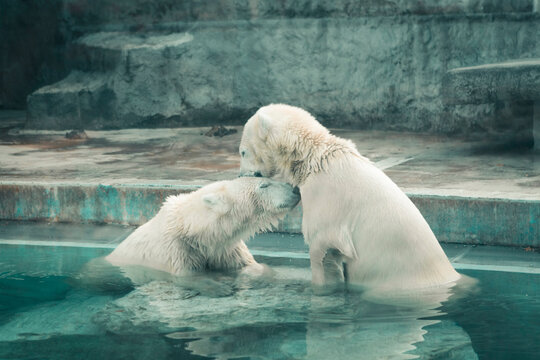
[20,1,540,133]
[443,59,540,105]
[442,59,540,148]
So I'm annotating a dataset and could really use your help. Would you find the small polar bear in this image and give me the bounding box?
[239,104,461,293]
[106,177,300,277]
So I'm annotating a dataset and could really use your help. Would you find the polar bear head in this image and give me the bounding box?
[239,104,345,186]
[164,177,300,246]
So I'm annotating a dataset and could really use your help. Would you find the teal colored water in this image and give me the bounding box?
[0,241,538,360]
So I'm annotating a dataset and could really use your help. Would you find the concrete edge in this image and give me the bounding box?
[0,182,538,247]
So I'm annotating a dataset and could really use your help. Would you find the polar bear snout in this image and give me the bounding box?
[286,186,301,207]
[269,182,300,210]
[278,190,300,209]
[238,171,263,178]
[254,179,300,211]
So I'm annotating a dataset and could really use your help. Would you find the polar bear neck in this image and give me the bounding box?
[283,134,364,187]
[163,196,282,254]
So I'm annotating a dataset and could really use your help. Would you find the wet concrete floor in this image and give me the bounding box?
[1,122,538,201]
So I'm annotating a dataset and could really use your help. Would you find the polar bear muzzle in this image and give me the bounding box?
[255,180,300,210]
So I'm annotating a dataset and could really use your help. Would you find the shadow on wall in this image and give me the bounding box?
[0,0,70,109]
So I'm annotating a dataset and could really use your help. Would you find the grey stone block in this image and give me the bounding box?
[27,72,113,129]
[27,31,241,129]
[442,59,540,148]
[442,59,540,105]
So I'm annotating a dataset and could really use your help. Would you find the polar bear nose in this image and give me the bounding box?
[292,187,300,195]
[238,171,263,178]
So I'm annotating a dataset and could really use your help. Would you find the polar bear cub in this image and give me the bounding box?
[106,177,300,275]
[239,104,461,292]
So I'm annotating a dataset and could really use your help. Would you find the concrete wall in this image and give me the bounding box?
[60,0,537,28]
[4,1,540,134]
[1,182,538,247]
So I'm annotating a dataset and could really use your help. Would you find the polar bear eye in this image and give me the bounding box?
[240,150,246,157]
[258,182,270,189]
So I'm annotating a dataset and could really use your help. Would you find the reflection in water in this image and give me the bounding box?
[90,264,477,359]
[305,284,477,360]
[4,243,539,359]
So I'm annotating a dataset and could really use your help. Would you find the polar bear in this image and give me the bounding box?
[106,177,300,276]
[239,104,461,292]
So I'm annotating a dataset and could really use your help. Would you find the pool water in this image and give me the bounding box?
[0,226,538,360]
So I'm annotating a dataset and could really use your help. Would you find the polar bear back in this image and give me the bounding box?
[106,208,189,274]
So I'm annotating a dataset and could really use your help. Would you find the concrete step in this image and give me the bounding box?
[442,59,540,149]
[442,59,540,105]
[27,29,241,130]
[69,32,195,73]
[27,72,111,129]
[0,181,538,248]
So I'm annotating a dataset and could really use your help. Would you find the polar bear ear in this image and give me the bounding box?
[202,193,229,213]
[257,110,273,140]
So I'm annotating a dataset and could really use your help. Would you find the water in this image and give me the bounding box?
[0,235,538,360]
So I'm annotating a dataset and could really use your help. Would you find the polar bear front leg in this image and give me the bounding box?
[310,246,345,294]
[309,246,327,286]
[236,242,274,280]
[322,249,345,284]
[174,274,234,298]
[240,262,273,277]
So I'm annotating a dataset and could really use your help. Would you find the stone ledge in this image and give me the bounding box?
[442,59,540,105]
[1,181,538,247]
[442,58,540,149]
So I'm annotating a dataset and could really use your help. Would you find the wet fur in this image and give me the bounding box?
[106,178,299,275]
[240,104,461,291]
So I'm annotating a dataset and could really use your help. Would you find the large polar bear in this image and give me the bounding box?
[239,104,461,292]
[106,177,300,276]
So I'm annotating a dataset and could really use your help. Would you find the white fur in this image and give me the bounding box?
[240,104,461,291]
[106,177,300,275]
